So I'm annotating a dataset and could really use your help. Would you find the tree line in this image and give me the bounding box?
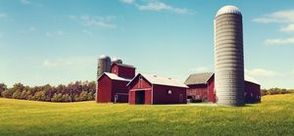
[0,81,96,102]
[261,88,294,96]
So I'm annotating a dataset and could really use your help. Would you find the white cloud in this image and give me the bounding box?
[280,24,294,32]
[120,0,194,15]
[137,1,171,11]
[254,10,294,45]
[70,15,117,29]
[43,56,95,68]
[246,68,281,77]
[20,0,42,7]
[265,37,294,46]
[253,10,294,24]
[244,73,258,84]
[194,66,209,73]
[120,0,135,4]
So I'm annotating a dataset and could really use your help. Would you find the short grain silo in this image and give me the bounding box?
[112,58,123,64]
[214,5,245,106]
[96,55,111,103]
[97,55,111,78]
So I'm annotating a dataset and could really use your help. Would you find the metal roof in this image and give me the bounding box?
[128,73,188,88]
[99,54,110,59]
[184,72,214,85]
[216,5,241,17]
[112,63,135,69]
[99,72,131,82]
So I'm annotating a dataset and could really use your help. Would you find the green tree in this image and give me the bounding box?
[33,91,47,101]
[0,83,7,97]
[51,93,63,102]
[79,91,88,101]
[12,91,21,99]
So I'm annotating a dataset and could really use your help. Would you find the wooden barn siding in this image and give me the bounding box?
[245,81,261,103]
[111,65,119,76]
[111,64,135,79]
[128,76,152,104]
[112,80,130,103]
[97,75,112,103]
[187,84,208,101]
[153,85,187,104]
[207,76,216,103]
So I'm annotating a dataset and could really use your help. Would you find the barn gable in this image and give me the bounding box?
[185,72,214,85]
[97,72,131,103]
[128,73,188,88]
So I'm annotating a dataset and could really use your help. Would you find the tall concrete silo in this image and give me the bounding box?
[214,5,245,106]
[97,55,111,78]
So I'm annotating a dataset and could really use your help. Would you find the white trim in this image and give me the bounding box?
[130,88,152,91]
[151,84,154,104]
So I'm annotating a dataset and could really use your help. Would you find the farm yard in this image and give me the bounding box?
[0,94,293,136]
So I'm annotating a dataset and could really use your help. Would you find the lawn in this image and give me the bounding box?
[0,94,293,136]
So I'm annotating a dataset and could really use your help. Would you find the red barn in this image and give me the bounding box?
[185,73,261,103]
[97,73,131,103]
[96,63,136,103]
[111,63,135,79]
[185,73,215,103]
[245,81,261,103]
[127,73,188,105]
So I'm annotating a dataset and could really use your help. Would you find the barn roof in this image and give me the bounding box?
[185,72,214,85]
[99,72,131,82]
[111,63,135,69]
[128,73,188,88]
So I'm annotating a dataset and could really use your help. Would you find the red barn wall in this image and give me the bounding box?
[186,84,208,101]
[153,85,187,104]
[128,76,152,104]
[245,81,261,103]
[112,80,130,103]
[111,64,135,79]
[207,76,216,103]
[97,75,112,103]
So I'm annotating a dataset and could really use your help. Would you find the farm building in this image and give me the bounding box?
[127,73,188,105]
[111,63,136,79]
[96,62,136,103]
[185,73,261,103]
[185,73,215,103]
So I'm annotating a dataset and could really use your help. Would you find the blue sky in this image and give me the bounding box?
[0,0,293,89]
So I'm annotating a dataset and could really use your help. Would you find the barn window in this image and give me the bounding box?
[167,90,172,95]
[139,76,143,80]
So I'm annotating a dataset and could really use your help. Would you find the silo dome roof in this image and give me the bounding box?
[99,55,110,59]
[216,5,241,17]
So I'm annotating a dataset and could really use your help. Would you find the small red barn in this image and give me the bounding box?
[185,73,215,102]
[97,73,131,103]
[245,81,261,103]
[96,63,136,103]
[185,72,261,103]
[128,73,188,105]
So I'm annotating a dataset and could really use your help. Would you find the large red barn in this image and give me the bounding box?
[128,73,188,105]
[185,72,261,103]
[96,63,135,103]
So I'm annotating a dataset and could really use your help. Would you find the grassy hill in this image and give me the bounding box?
[0,94,293,136]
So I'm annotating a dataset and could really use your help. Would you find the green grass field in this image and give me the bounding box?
[0,94,293,136]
